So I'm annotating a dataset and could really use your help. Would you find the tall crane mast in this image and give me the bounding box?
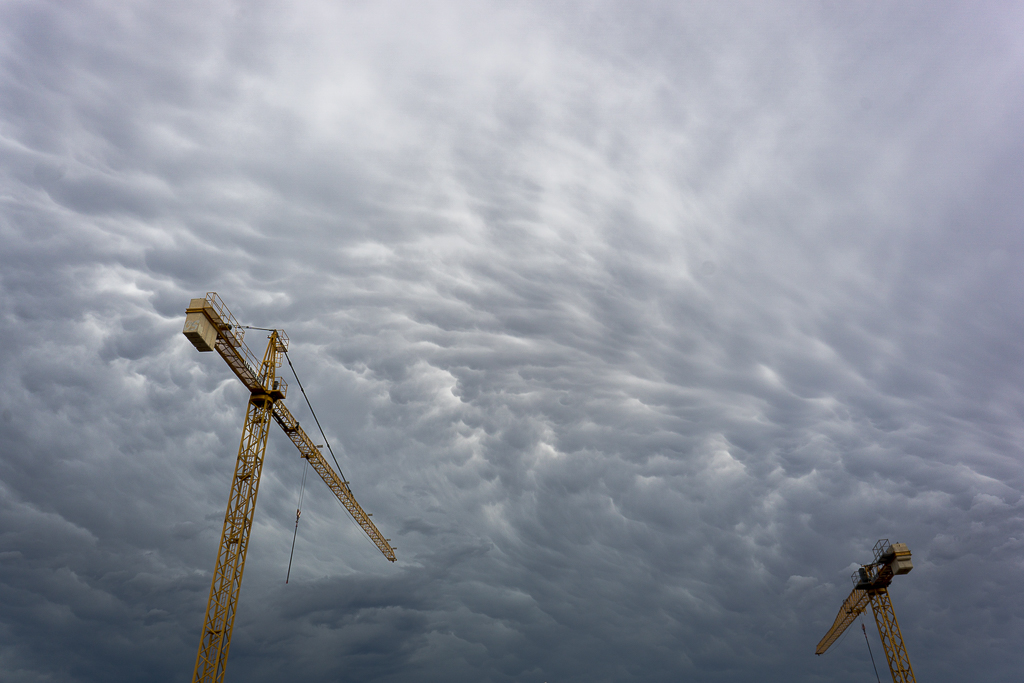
[182,293,396,683]
[815,539,916,683]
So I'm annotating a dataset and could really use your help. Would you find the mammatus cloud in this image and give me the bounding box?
[1,1,1023,681]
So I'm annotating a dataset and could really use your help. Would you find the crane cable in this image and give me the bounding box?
[285,459,307,583]
[282,347,386,558]
[281,349,348,483]
[236,326,350,481]
[862,622,882,683]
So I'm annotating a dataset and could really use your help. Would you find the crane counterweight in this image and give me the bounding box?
[183,299,219,352]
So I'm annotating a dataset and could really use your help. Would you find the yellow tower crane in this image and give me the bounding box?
[182,292,396,683]
[815,539,916,683]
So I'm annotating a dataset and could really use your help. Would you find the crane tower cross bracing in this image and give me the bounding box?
[183,293,395,683]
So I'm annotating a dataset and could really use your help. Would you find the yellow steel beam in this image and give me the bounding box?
[186,293,271,394]
[869,588,916,683]
[271,401,396,562]
[192,334,280,683]
[815,585,870,655]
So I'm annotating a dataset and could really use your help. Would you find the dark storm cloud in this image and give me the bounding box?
[2,1,1024,682]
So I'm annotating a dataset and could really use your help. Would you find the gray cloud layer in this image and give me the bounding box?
[2,1,1023,681]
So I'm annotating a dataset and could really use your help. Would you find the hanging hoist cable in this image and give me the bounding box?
[861,622,882,683]
[285,458,308,583]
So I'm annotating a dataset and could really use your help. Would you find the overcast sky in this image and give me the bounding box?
[2,1,1023,681]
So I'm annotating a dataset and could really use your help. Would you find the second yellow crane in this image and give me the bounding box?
[183,293,396,683]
